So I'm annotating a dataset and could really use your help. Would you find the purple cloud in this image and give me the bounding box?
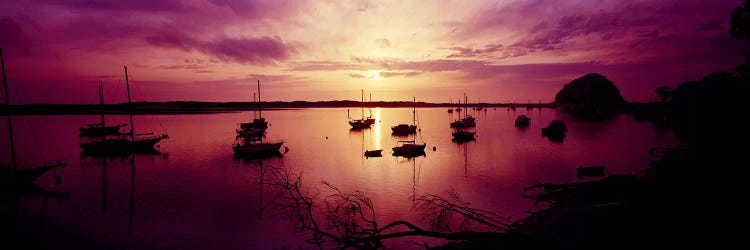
[286,61,363,71]
[0,18,31,52]
[344,71,421,79]
[447,43,505,58]
[42,0,184,12]
[147,32,295,64]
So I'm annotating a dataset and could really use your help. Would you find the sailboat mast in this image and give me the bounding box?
[1,48,16,170]
[360,89,364,119]
[369,92,372,117]
[464,94,467,119]
[124,66,135,139]
[99,82,105,126]
[253,92,257,119]
[257,80,262,119]
[412,97,416,127]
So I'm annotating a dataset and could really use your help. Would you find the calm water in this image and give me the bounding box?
[1,108,678,249]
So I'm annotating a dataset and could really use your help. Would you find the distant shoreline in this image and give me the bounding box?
[0,101,558,115]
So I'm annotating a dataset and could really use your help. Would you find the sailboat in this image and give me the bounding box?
[232,136,285,156]
[392,97,426,156]
[239,80,269,133]
[79,82,127,137]
[234,80,285,157]
[391,97,417,134]
[450,94,475,128]
[0,48,67,187]
[364,92,376,125]
[79,66,168,154]
[349,89,370,129]
[451,97,476,142]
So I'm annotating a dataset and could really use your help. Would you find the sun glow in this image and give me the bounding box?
[369,70,384,80]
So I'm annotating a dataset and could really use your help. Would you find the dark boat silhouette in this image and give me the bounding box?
[542,120,567,141]
[391,97,418,134]
[364,149,383,157]
[451,95,476,141]
[392,97,426,156]
[349,89,372,129]
[79,66,168,154]
[515,114,531,127]
[0,48,67,187]
[79,82,127,137]
[237,80,269,137]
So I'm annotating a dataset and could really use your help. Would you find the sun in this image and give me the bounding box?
[369,70,384,80]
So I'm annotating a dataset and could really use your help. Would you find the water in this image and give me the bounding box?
[1,108,678,249]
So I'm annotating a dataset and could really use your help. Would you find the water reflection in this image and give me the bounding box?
[80,154,138,232]
[3,108,679,249]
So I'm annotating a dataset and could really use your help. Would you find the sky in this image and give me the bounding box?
[0,0,747,104]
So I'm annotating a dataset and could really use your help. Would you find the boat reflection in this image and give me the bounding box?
[79,154,147,232]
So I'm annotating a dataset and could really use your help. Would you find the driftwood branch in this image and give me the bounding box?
[266,168,511,249]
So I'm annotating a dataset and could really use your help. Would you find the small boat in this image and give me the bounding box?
[450,115,476,128]
[451,129,476,141]
[233,137,284,156]
[364,92,376,125]
[349,89,372,129]
[364,149,383,157]
[80,123,126,137]
[542,120,567,141]
[79,66,168,154]
[239,81,269,130]
[450,96,476,128]
[1,48,67,187]
[577,165,606,178]
[80,133,169,153]
[391,124,417,134]
[240,118,268,130]
[236,127,266,137]
[392,141,427,156]
[515,115,531,127]
[0,160,67,186]
[392,97,426,157]
[349,120,371,129]
[391,98,418,134]
[79,83,127,137]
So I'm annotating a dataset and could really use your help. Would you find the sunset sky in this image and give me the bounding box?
[0,0,746,104]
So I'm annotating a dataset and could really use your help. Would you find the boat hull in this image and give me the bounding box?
[349,120,371,129]
[79,125,123,137]
[236,128,266,137]
[392,143,426,156]
[364,149,383,157]
[80,136,166,154]
[0,161,66,186]
[391,124,417,134]
[233,142,284,155]
[451,131,476,141]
